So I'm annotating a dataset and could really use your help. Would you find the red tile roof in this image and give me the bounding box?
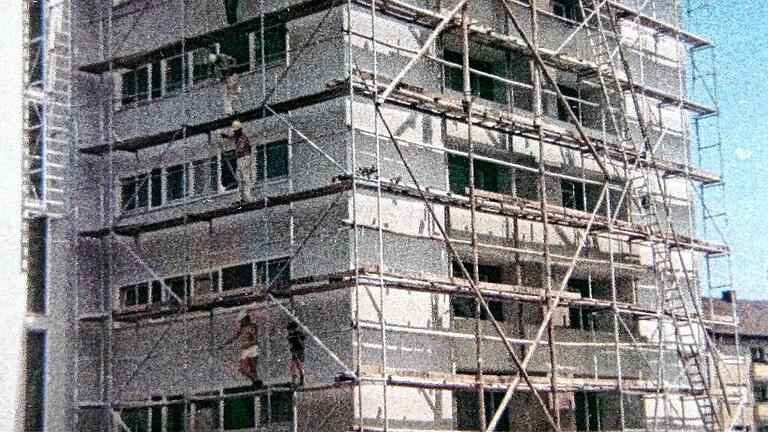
[704,297,768,337]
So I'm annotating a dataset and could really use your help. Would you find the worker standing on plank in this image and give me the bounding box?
[220,120,252,203]
[223,0,239,25]
[208,52,241,115]
[286,321,306,387]
[222,311,264,388]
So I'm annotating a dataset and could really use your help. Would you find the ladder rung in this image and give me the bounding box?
[45,138,70,145]
[44,162,67,169]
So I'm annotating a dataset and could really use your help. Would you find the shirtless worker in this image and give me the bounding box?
[222,311,263,388]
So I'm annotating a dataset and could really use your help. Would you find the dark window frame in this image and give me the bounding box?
[221,150,239,191]
[222,263,254,291]
[191,45,218,84]
[220,32,252,74]
[575,391,603,431]
[752,347,766,363]
[164,54,187,94]
[455,391,510,430]
[123,407,150,432]
[121,65,150,106]
[568,279,593,330]
[553,0,583,22]
[260,390,293,424]
[451,262,505,321]
[165,163,188,202]
[23,330,46,432]
[224,387,255,430]
[253,24,288,66]
[26,217,48,314]
[448,154,511,195]
[561,178,586,211]
[443,49,506,104]
[120,174,151,211]
[256,257,291,291]
[557,84,582,122]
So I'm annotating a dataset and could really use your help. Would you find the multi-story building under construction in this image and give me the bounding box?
[17,0,752,431]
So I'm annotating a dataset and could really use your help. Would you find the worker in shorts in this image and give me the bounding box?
[286,320,306,387]
[223,311,263,388]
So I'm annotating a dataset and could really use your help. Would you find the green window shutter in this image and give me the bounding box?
[121,176,136,210]
[223,0,239,25]
[210,157,219,193]
[254,24,286,65]
[222,263,253,291]
[455,391,480,430]
[136,173,149,208]
[265,24,287,63]
[165,164,187,201]
[267,258,290,289]
[476,75,492,100]
[150,281,162,303]
[121,70,136,105]
[497,164,512,195]
[123,408,148,432]
[451,297,476,319]
[575,392,589,431]
[150,405,162,432]
[150,168,162,207]
[224,394,255,429]
[221,32,250,73]
[255,145,266,180]
[475,159,499,192]
[166,401,185,432]
[266,141,289,178]
[192,48,212,84]
[492,61,506,103]
[585,183,601,213]
[135,66,149,101]
[443,50,463,93]
[478,264,502,283]
[561,179,585,210]
[122,286,137,307]
[151,61,162,98]
[165,277,188,300]
[164,56,184,93]
[448,154,469,195]
[484,393,510,430]
[269,391,293,423]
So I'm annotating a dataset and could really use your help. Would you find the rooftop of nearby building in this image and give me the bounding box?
[705,291,768,338]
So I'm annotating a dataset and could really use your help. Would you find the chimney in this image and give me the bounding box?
[721,290,737,303]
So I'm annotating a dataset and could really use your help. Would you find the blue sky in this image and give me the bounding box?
[693,1,768,300]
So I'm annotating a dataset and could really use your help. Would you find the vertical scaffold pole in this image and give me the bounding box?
[460,6,485,431]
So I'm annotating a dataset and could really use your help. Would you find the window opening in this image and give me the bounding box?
[222,263,253,291]
[451,262,505,321]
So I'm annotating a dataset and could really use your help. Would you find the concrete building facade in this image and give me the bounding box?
[18,0,744,431]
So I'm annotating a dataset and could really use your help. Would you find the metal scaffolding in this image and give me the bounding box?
[18,0,749,430]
